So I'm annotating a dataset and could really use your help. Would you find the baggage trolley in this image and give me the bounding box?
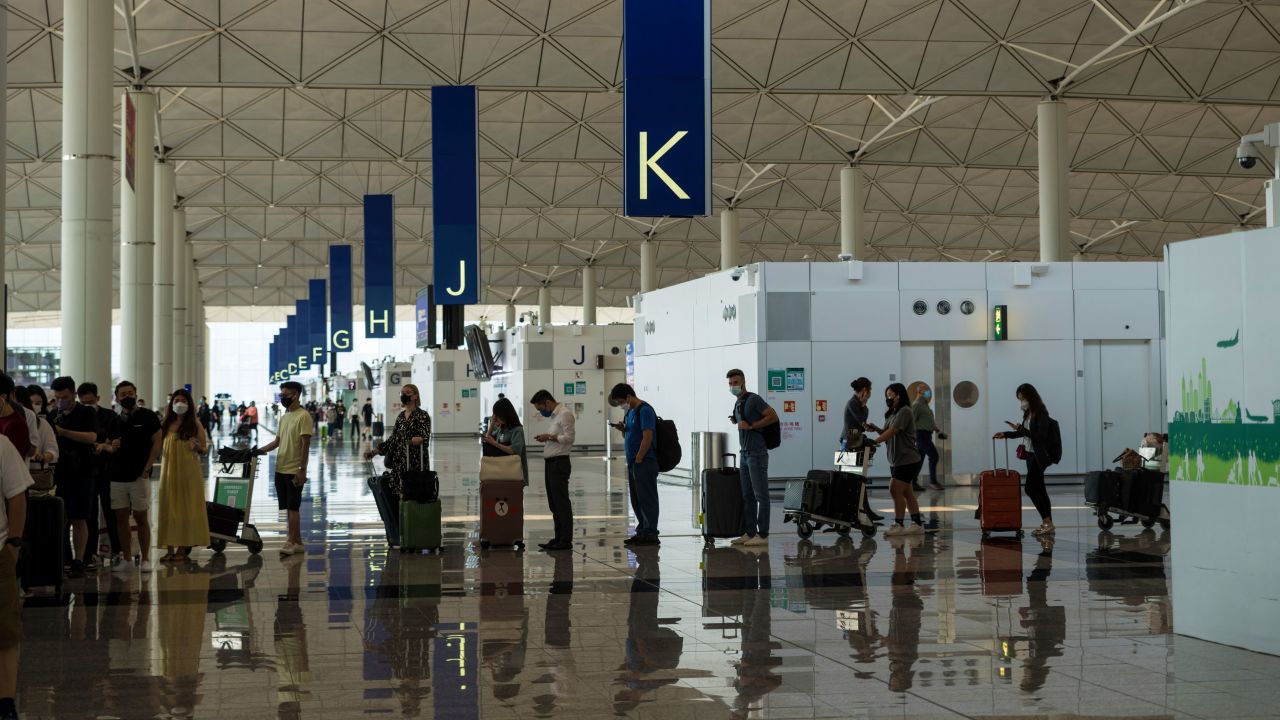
[208,458,265,555]
[1086,468,1170,531]
[784,450,878,540]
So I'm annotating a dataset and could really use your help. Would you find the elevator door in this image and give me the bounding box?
[1100,341,1153,466]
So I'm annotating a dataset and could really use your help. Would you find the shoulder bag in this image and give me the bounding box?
[400,441,439,503]
[479,451,524,483]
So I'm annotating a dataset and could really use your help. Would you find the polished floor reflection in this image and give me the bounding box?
[16,428,1280,719]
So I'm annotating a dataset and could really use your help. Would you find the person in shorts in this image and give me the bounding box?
[109,381,162,575]
[254,382,313,556]
[0,433,32,720]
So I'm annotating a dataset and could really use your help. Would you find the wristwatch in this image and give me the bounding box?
[5,538,22,549]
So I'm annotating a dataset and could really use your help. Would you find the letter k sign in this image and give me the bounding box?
[639,131,690,200]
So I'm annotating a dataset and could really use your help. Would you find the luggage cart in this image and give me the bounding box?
[1085,467,1170,531]
[784,450,878,540]
[208,459,265,555]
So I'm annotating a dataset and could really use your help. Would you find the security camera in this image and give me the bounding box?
[1237,139,1260,170]
[837,253,852,262]
[730,267,745,281]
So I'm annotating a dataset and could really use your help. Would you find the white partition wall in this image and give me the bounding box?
[1167,229,1280,656]
[635,261,1165,481]
[411,349,480,436]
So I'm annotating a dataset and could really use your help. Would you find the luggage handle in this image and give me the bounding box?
[721,452,737,469]
[991,437,1014,471]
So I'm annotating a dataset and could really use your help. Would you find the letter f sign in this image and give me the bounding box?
[639,131,690,200]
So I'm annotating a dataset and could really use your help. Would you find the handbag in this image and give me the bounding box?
[1015,444,1027,460]
[400,442,439,503]
[479,454,524,483]
[29,462,54,492]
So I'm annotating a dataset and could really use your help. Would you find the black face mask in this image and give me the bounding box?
[281,395,295,407]
[119,396,137,410]
[400,394,413,405]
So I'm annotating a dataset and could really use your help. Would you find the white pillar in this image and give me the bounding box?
[720,207,739,270]
[172,208,188,390]
[152,162,174,401]
[639,240,656,293]
[504,303,516,329]
[582,265,597,326]
[538,286,551,326]
[840,166,866,260]
[185,264,196,393]
[0,4,7,359]
[60,0,114,386]
[120,90,155,393]
[1037,99,1069,262]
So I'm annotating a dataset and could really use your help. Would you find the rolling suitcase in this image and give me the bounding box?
[368,473,401,547]
[702,453,743,543]
[21,492,65,593]
[980,439,1023,538]
[399,499,442,553]
[479,479,524,549]
[977,538,1023,596]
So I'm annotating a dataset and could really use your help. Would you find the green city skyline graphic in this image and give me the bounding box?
[1170,331,1280,488]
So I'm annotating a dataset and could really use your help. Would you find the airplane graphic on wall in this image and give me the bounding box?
[1217,330,1240,349]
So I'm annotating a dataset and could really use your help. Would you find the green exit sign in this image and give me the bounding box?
[993,304,1008,341]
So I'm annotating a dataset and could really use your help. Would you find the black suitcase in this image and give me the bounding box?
[206,502,244,538]
[1117,469,1163,518]
[368,473,401,547]
[702,454,743,542]
[21,492,65,593]
[805,469,865,522]
[1085,470,1121,506]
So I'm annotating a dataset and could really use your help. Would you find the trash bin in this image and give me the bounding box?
[690,431,728,482]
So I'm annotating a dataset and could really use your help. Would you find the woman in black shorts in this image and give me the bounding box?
[873,382,925,537]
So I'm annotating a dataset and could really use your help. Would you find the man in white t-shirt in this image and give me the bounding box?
[0,433,33,720]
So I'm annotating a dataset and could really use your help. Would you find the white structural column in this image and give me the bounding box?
[720,208,739,270]
[840,166,866,260]
[60,0,114,385]
[0,3,7,358]
[582,265,597,325]
[538,286,551,326]
[1037,99,1069,262]
[184,264,196,392]
[152,162,174,400]
[171,208,188,390]
[504,303,516,329]
[119,90,155,393]
[639,240,656,293]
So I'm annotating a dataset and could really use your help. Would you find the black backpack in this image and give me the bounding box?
[738,393,781,450]
[643,403,682,473]
[1043,416,1063,466]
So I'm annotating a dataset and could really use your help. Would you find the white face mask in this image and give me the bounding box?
[172,402,190,415]
[31,402,42,413]
[1019,400,1030,412]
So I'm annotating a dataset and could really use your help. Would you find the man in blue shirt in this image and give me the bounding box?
[727,369,779,548]
[609,383,660,546]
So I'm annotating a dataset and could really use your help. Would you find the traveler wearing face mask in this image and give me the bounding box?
[363,384,431,499]
[255,381,314,556]
[531,390,575,551]
[109,381,162,574]
[49,376,100,578]
[995,383,1055,536]
[156,388,209,563]
[872,383,926,537]
[911,385,944,492]
[726,369,779,548]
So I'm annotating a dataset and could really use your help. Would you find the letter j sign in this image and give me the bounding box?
[623,0,711,218]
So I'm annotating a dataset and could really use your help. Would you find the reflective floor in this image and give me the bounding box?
[17,427,1280,719]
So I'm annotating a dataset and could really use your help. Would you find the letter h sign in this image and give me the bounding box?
[623,0,711,218]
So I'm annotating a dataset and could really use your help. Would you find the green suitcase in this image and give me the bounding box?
[399,499,442,553]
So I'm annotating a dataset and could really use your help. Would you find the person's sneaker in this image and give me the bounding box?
[84,556,99,571]
[140,560,153,574]
[623,535,641,546]
[113,559,136,576]
[930,482,944,491]
[729,535,752,546]
[280,542,305,556]
[744,536,769,547]
[1031,524,1055,537]
[905,524,925,535]
[912,483,925,493]
[631,535,660,546]
[883,525,906,538]
[67,560,85,579]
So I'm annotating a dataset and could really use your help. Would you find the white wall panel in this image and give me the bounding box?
[810,262,900,342]
[809,341,902,477]
[899,262,987,290]
[899,292,988,341]
[949,342,989,476]
[986,340,1080,474]
[1075,290,1159,339]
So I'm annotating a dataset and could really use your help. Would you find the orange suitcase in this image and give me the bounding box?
[480,479,525,549]
[980,440,1023,538]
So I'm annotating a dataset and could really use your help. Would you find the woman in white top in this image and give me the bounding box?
[18,386,57,466]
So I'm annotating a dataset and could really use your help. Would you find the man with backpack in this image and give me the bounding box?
[609,383,661,547]
[726,369,780,548]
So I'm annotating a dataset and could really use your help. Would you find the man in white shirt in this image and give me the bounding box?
[531,390,575,551]
[0,433,32,720]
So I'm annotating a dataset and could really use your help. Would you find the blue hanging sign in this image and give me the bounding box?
[285,315,299,377]
[415,287,432,348]
[364,194,396,338]
[308,278,327,365]
[295,300,311,372]
[432,85,481,305]
[623,0,711,218]
[329,245,354,352]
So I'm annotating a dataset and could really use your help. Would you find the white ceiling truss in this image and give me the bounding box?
[6,0,1280,311]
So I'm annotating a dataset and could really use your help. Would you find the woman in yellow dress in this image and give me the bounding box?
[156,388,210,562]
